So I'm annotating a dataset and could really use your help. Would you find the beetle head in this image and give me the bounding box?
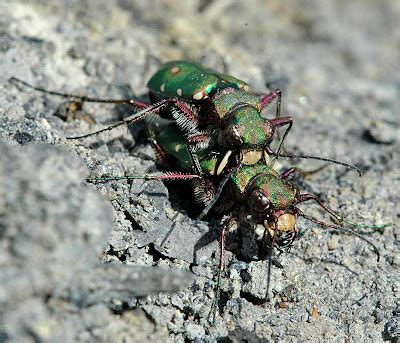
[246,174,298,251]
[224,106,274,152]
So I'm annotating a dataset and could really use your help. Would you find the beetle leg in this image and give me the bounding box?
[260,89,282,117]
[186,144,203,175]
[170,98,199,135]
[167,98,206,175]
[265,253,273,302]
[260,90,292,158]
[280,167,298,179]
[186,132,211,176]
[66,98,171,139]
[86,171,202,183]
[187,132,211,150]
[197,174,231,220]
[268,116,293,158]
[197,159,242,220]
[192,176,216,206]
[210,215,236,324]
[148,131,170,167]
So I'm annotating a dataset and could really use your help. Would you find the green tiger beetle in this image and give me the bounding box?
[9,60,362,180]
[10,60,363,223]
[87,123,384,323]
[10,62,386,323]
[9,59,371,255]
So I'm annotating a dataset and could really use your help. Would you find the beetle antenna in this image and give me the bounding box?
[9,77,148,108]
[265,148,362,176]
[297,210,380,262]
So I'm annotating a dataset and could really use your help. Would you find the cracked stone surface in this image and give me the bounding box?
[0,1,399,342]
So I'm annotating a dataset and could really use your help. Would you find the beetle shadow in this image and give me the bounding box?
[192,220,220,265]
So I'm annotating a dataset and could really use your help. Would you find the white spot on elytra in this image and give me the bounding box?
[177,88,182,96]
[171,66,180,74]
[193,91,204,100]
[160,83,165,92]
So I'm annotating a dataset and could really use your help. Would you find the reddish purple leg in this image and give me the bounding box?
[187,132,210,146]
[280,167,298,179]
[268,117,293,156]
[86,171,202,183]
[65,95,204,174]
[168,98,205,174]
[20,73,200,133]
[171,98,199,135]
[260,90,293,156]
[260,89,282,116]
[211,216,235,324]
[281,166,328,180]
[218,219,228,273]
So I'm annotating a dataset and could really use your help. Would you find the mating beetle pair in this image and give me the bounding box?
[10,61,383,314]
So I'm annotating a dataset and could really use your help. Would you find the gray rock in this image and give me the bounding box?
[0,142,193,341]
[0,0,398,341]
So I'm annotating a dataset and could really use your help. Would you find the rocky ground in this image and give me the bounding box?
[0,1,399,342]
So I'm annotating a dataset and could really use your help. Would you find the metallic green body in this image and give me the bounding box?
[148,61,276,154]
[230,106,271,148]
[212,87,260,119]
[230,164,296,208]
[231,164,278,194]
[157,125,219,175]
[249,174,298,209]
[147,61,248,100]
[157,125,297,210]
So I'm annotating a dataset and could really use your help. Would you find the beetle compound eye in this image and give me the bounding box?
[249,189,271,214]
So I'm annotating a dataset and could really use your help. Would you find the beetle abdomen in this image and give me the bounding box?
[147,61,248,101]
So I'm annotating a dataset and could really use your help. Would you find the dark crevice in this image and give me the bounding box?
[147,243,165,262]
[123,209,137,226]
[107,246,127,262]
[239,291,266,306]
[110,300,134,315]
[14,131,34,145]
[181,305,201,322]
[218,290,230,313]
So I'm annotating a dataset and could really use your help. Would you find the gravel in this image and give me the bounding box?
[0,1,398,342]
